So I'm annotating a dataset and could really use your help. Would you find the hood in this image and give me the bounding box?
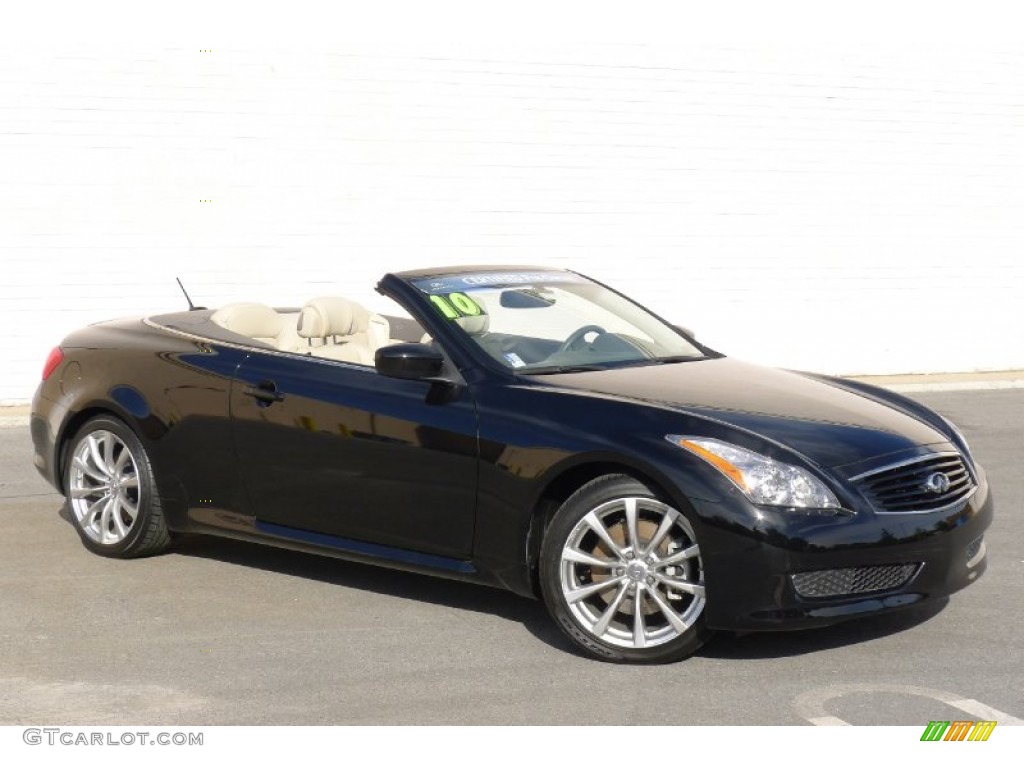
[529,357,949,468]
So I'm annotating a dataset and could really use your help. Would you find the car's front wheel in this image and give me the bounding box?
[540,475,711,663]
[65,415,170,558]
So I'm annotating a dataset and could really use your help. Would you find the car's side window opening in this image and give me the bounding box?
[383,314,429,344]
[203,296,426,367]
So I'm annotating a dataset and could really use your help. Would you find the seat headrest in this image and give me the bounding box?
[211,303,284,339]
[454,314,489,335]
[298,297,370,339]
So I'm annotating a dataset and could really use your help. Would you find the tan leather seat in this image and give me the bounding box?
[274,311,306,353]
[422,307,490,345]
[297,297,376,365]
[455,314,489,335]
[366,313,394,352]
[211,303,312,353]
[212,299,396,362]
[211,303,284,346]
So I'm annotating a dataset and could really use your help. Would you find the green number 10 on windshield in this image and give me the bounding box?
[429,292,483,319]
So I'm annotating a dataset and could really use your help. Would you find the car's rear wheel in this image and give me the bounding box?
[540,474,711,663]
[65,415,170,558]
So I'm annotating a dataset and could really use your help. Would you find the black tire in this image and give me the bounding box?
[63,415,171,558]
[540,474,712,663]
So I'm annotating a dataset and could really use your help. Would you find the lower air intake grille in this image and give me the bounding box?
[792,564,920,599]
[966,536,983,562]
[966,536,986,568]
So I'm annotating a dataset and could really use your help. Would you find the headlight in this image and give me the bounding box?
[666,436,841,510]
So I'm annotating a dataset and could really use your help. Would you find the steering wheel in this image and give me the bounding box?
[558,324,607,354]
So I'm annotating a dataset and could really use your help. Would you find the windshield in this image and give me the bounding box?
[411,270,705,373]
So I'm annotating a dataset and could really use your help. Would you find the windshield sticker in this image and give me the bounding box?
[503,352,526,368]
[428,292,484,319]
[414,272,582,295]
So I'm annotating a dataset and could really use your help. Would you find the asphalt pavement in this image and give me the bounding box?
[0,390,1021,725]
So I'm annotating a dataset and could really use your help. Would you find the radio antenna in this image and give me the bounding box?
[175,278,205,311]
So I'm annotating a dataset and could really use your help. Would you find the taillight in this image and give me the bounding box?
[42,347,64,381]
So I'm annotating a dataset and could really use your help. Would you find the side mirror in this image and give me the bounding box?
[674,324,696,340]
[375,343,446,381]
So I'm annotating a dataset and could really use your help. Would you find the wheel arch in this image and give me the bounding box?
[61,406,174,557]
[55,402,162,491]
[524,455,697,597]
[57,406,122,489]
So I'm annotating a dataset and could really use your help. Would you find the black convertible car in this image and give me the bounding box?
[31,266,992,663]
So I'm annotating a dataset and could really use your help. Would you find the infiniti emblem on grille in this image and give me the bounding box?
[923,472,951,495]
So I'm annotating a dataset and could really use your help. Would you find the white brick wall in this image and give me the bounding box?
[2,41,1023,403]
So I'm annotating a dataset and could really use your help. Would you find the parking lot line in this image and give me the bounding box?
[794,683,1024,727]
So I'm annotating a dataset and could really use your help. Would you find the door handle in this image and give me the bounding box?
[242,380,285,407]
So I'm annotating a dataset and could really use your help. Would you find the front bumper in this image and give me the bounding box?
[693,465,993,631]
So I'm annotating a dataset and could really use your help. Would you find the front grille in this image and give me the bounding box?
[791,564,920,599]
[852,452,975,514]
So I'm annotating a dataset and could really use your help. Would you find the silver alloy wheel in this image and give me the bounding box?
[559,496,705,649]
[68,429,141,545]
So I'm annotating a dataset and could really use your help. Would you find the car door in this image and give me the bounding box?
[229,349,479,560]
